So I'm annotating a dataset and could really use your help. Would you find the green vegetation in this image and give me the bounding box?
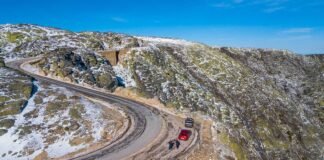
[97,74,113,88]
[0,119,15,129]
[84,53,98,66]
[56,94,67,101]
[218,132,248,160]
[33,96,43,105]
[45,101,69,115]
[8,82,32,98]
[56,69,64,78]
[69,136,94,146]
[18,126,32,136]
[0,129,8,136]
[320,100,324,106]
[23,108,39,119]
[6,32,25,43]
[22,86,32,98]
[0,96,10,103]
[0,100,26,116]
[33,29,46,34]
[0,57,5,67]
[69,108,81,119]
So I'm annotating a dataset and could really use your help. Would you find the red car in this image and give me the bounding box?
[178,129,192,141]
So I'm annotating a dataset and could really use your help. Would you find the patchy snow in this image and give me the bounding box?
[3,44,16,53]
[161,81,169,93]
[45,137,85,158]
[136,36,194,46]
[0,81,41,159]
[3,55,22,63]
[113,64,137,87]
[41,27,65,37]
[0,81,119,159]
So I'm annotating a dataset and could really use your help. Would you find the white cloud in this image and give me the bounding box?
[211,2,232,8]
[263,6,285,13]
[111,17,127,23]
[209,0,289,13]
[281,28,314,34]
[286,35,312,40]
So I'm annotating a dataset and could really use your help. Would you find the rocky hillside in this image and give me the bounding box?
[0,24,140,59]
[0,56,126,159]
[122,42,323,160]
[0,24,323,160]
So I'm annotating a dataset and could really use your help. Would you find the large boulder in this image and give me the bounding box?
[35,48,118,90]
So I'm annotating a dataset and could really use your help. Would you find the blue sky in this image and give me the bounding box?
[1,0,324,54]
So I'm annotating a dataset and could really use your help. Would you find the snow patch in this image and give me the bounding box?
[113,64,136,87]
[136,36,194,46]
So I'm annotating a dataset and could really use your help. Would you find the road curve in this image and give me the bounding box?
[6,58,163,160]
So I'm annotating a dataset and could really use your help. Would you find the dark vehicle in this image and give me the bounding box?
[178,129,192,141]
[184,117,194,128]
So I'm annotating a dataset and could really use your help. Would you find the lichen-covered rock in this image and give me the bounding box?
[97,73,115,88]
[0,129,8,136]
[0,119,15,129]
[34,48,117,90]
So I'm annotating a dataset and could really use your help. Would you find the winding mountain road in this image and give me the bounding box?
[6,57,199,160]
[7,58,163,160]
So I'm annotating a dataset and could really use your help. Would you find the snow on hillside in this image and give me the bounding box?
[136,36,194,46]
[113,64,136,87]
[0,81,121,159]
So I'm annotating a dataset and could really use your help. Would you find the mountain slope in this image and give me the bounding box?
[0,24,323,160]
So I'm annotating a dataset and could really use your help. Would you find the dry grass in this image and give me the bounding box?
[188,120,219,160]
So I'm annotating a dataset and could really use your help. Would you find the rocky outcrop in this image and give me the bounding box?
[34,48,118,90]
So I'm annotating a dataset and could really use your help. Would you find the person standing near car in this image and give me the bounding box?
[168,140,175,150]
[175,140,180,149]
